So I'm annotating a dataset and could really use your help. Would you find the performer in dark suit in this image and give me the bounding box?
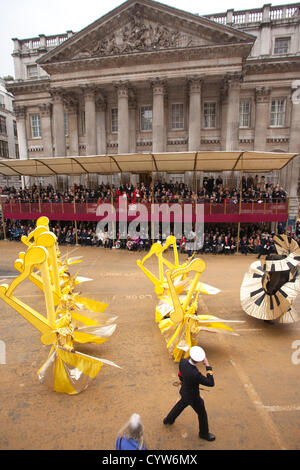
[163,346,215,441]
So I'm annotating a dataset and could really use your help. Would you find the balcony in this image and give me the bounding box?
[1,200,289,224]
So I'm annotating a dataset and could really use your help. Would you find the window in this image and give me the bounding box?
[270,99,285,126]
[0,95,5,109]
[0,140,9,158]
[140,106,152,131]
[203,102,216,128]
[171,103,184,130]
[274,37,289,54]
[15,143,19,159]
[64,112,68,137]
[111,108,118,133]
[27,64,38,79]
[30,114,41,138]
[13,121,17,138]
[239,100,251,127]
[0,116,7,135]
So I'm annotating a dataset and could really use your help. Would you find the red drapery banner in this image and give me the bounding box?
[1,201,288,224]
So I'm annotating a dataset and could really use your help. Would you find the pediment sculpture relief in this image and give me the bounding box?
[73,15,194,59]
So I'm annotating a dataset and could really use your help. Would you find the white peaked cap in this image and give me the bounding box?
[189,346,205,362]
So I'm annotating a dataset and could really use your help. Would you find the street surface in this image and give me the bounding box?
[0,242,299,450]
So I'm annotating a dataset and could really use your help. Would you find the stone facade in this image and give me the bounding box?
[5,0,300,216]
[0,79,19,186]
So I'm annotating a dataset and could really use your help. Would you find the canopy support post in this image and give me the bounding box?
[0,199,7,241]
[236,155,244,254]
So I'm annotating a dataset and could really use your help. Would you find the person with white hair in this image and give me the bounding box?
[163,346,215,441]
[115,413,147,450]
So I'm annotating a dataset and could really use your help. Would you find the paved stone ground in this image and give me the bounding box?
[0,241,299,450]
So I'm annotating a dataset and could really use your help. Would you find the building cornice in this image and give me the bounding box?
[245,56,300,74]
[40,42,253,75]
[6,78,50,96]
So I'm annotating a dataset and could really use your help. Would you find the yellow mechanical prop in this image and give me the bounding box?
[137,237,239,361]
[137,235,186,298]
[0,217,119,394]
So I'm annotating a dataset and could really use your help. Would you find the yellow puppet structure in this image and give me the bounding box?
[137,236,239,362]
[0,216,119,394]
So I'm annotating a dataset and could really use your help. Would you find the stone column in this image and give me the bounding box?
[96,101,107,155]
[116,82,129,154]
[288,83,300,220]
[225,75,241,151]
[254,87,271,151]
[129,98,137,154]
[84,87,97,155]
[14,106,28,161]
[14,106,29,188]
[188,77,202,151]
[67,102,79,156]
[52,91,66,157]
[220,82,228,151]
[39,103,53,157]
[152,79,166,153]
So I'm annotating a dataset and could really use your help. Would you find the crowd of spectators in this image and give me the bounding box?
[0,175,294,256]
[1,219,299,256]
[0,174,287,206]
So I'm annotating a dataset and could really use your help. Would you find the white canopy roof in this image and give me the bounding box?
[0,151,297,177]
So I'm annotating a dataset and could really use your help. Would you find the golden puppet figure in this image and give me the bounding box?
[157,258,239,362]
[137,238,240,362]
[0,219,120,394]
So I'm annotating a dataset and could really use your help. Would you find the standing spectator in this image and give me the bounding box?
[207,175,214,194]
[115,413,147,450]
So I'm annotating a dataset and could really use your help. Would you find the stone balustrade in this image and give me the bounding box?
[13,32,74,53]
[204,3,299,25]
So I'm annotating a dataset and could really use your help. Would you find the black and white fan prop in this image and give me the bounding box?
[240,235,300,324]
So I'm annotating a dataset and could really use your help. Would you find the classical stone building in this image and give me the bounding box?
[0,79,20,186]
[0,80,17,158]
[6,0,300,215]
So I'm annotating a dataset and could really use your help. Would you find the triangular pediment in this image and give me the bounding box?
[38,0,255,65]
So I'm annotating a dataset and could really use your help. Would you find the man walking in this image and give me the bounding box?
[163,346,215,441]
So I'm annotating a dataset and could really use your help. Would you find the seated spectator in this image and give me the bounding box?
[240,236,248,255]
[247,236,255,254]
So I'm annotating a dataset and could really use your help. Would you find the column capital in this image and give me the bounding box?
[39,103,52,117]
[151,78,166,95]
[225,72,243,90]
[291,80,300,105]
[50,89,66,106]
[129,98,137,110]
[114,80,130,98]
[96,100,107,112]
[63,93,79,113]
[14,105,27,119]
[255,86,271,103]
[187,75,203,93]
[81,85,98,100]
